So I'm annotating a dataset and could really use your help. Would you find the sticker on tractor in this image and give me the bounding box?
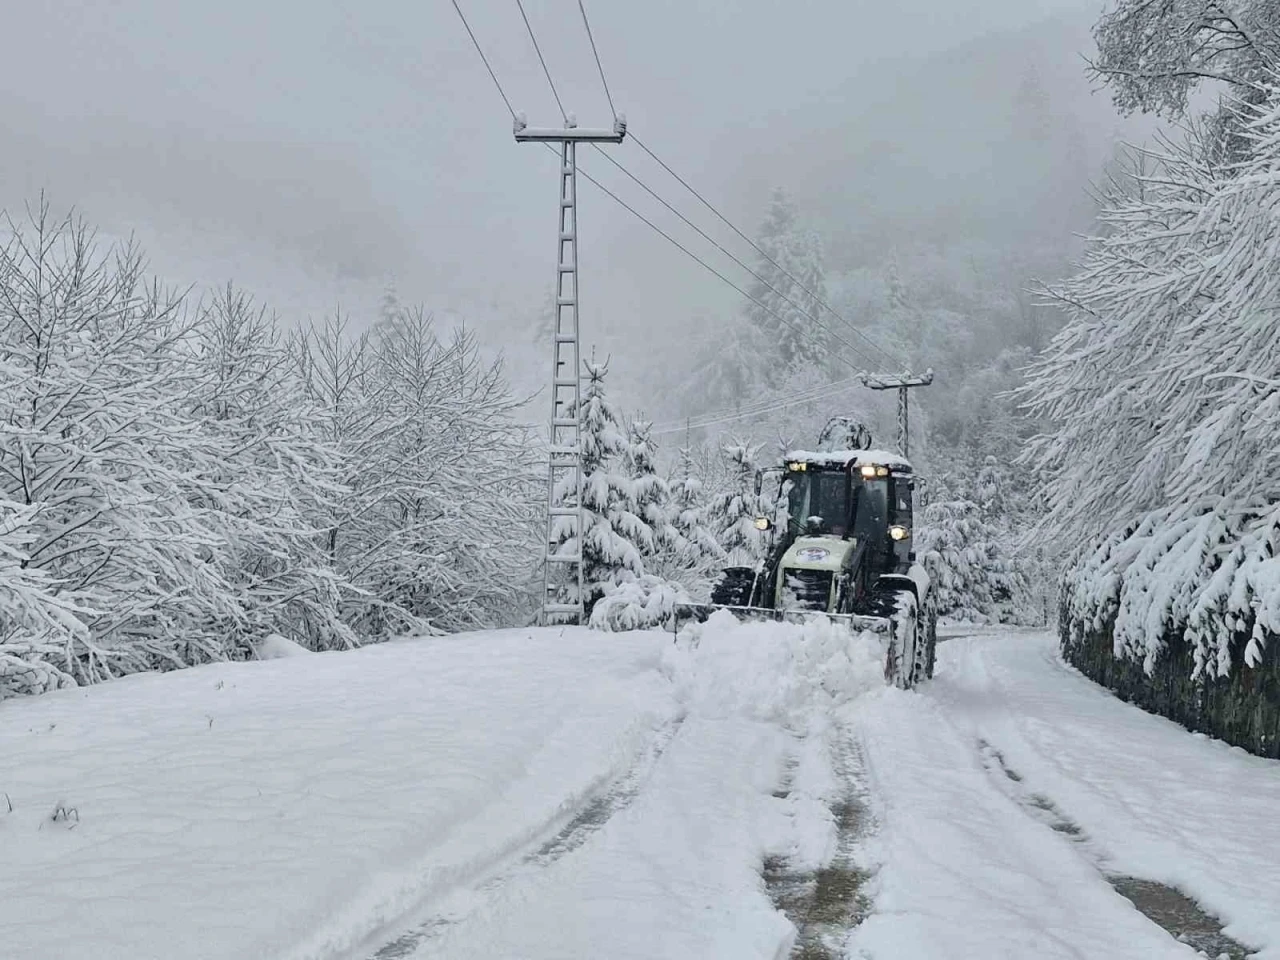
[796,547,830,562]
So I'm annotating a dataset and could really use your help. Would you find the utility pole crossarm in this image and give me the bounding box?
[861,369,934,459]
[514,115,627,143]
[860,370,934,391]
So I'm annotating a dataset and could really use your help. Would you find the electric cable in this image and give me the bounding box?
[450,0,517,118]
[515,0,568,122]
[589,145,884,370]
[577,0,617,119]
[630,133,905,369]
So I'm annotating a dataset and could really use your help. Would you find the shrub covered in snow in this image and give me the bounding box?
[588,574,689,632]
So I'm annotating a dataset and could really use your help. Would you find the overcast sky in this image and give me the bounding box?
[0,0,1117,375]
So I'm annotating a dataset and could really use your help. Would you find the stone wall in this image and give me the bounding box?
[1060,603,1280,760]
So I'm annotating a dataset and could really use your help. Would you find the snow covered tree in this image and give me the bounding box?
[549,360,654,614]
[0,203,249,683]
[917,466,1021,624]
[1022,81,1280,676]
[708,440,775,567]
[1089,0,1279,121]
[744,188,830,383]
[296,307,540,635]
[622,417,678,559]
[182,285,354,655]
[655,444,725,593]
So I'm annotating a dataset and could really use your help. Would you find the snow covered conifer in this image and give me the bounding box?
[744,189,830,382]
[708,440,774,566]
[623,418,679,560]
[549,360,654,613]
[917,467,1021,624]
[660,445,725,591]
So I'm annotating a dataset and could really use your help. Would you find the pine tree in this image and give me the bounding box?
[708,440,774,567]
[549,360,653,613]
[744,189,830,383]
[655,444,725,593]
[623,418,679,560]
[917,465,1021,624]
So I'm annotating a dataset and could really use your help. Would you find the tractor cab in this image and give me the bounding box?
[756,450,915,613]
[775,451,915,574]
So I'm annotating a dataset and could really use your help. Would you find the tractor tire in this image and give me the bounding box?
[873,586,935,689]
[710,567,757,608]
[922,601,938,679]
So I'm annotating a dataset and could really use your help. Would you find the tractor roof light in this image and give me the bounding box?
[889,524,910,541]
[859,464,878,478]
[876,465,890,477]
[788,461,807,472]
[754,516,772,531]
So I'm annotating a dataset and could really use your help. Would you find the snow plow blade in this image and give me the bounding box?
[668,602,891,635]
[668,602,927,690]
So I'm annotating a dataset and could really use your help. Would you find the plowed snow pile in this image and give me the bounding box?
[0,615,884,960]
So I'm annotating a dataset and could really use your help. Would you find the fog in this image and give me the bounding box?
[0,0,1139,412]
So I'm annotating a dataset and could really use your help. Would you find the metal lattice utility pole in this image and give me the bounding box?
[861,370,934,459]
[516,114,626,625]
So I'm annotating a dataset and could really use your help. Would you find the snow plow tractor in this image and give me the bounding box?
[673,419,937,688]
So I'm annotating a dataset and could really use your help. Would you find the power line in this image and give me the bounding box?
[515,0,568,122]
[558,145,871,379]
[450,0,516,119]
[450,8,878,398]
[589,145,884,371]
[629,133,905,370]
[577,0,617,119]
[649,375,865,436]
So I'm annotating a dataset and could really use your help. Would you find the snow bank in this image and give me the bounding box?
[251,632,312,659]
[0,628,676,960]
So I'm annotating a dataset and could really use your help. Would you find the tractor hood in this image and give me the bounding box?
[778,535,857,572]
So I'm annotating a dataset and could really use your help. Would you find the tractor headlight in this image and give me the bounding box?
[754,516,772,531]
[889,524,910,541]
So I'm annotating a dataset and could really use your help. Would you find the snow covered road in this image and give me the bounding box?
[893,631,1280,959]
[2,622,1276,959]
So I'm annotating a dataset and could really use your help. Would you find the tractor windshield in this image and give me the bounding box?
[786,470,850,536]
[853,478,889,542]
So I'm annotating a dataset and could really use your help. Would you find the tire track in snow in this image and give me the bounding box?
[764,727,873,959]
[976,737,1255,959]
[363,713,686,960]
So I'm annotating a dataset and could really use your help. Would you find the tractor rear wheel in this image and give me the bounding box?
[710,567,757,608]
